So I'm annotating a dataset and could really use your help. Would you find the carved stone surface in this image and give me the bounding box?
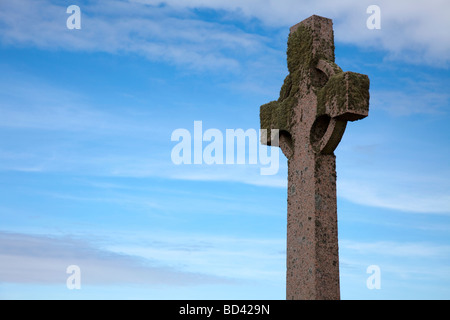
[260,15,370,300]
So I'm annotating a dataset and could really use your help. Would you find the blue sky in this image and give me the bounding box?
[0,0,449,300]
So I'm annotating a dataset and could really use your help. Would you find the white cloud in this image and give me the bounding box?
[370,89,450,116]
[134,0,450,67]
[338,177,450,214]
[0,0,270,71]
[160,163,288,188]
[1,1,448,300]
[2,0,449,68]
[0,231,229,285]
[339,239,450,287]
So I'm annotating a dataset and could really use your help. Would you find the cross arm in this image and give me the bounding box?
[260,99,292,146]
[317,71,370,121]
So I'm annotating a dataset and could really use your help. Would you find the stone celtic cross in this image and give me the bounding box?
[260,15,370,300]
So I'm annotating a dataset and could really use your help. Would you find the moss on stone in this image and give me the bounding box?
[323,59,343,75]
[347,72,370,113]
[260,96,296,135]
[279,74,292,101]
[260,25,316,138]
[287,25,314,74]
[260,23,342,139]
[316,72,347,116]
[316,71,370,118]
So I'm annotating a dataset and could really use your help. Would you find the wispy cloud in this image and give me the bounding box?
[2,0,449,70]
[339,239,450,289]
[159,164,288,188]
[134,0,450,67]
[0,0,272,71]
[0,72,288,187]
[371,89,450,116]
[0,231,230,285]
[103,232,285,281]
[341,240,450,258]
[0,73,159,135]
[338,176,450,215]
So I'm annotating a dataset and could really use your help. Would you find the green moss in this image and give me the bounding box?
[260,23,339,139]
[347,72,370,112]
[316,72,370,117]
[324,59,343,75]
[260,96,296,135]
[260,25,316,138]
[279,74,292,101]
[316,72,346,116]
[287,25,314,74]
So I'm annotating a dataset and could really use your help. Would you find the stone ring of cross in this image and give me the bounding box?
[310,59,370,155]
